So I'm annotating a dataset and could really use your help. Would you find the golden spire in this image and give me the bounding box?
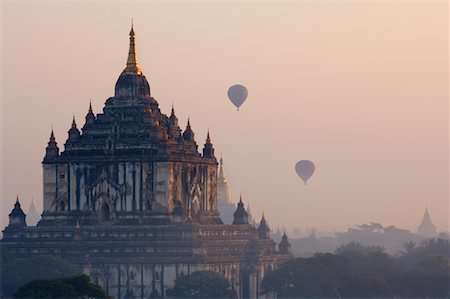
[122,20,142,75]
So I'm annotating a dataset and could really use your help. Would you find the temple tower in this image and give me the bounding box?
[27,199,40,226]
[40,25,220,226]
[2,24,293,299]
[218,156,236,224]
[417,207,437,237]
[8,197,27,228]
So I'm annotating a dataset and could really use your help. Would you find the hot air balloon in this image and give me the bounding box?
[227,84,248,111]
[295,160,315,184]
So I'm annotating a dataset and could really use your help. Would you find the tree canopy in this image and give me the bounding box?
[12,274,111,299]
[1,249,81,297]
[262,239,450,298]
[166,270,237,299]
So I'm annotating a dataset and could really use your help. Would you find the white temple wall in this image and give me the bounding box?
[79,166,87,210]
[69,164,76,211]
[125,162,134,211]
[43,164,57,211]
[154,162,168,212]
[136,162,141,211]
[163,264,177,291]
[141,162,150,211]
[58,164,68,210]
[118,163,126,211]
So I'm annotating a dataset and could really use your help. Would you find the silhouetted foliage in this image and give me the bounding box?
[262,239,450,298]
[166,270,237,298]
[335,241,386,256]
[12,274,111,299]
[335,223,421,255]
[398,238,450,298]
[0,248,81,297]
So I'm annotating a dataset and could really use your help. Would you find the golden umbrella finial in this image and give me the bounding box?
[122,18,142,75]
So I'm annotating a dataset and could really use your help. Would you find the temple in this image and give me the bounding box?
[1,25,292,299]
[417,207,437,237]
[217,156,236,224]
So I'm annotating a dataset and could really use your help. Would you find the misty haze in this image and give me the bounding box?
[1,1,448,298]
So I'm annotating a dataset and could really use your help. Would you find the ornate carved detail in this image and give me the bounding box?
[50,193,68,212]
[88,169,125,219]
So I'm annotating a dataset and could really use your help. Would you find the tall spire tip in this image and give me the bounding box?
[123,21,141,75]
[71,115,77,128]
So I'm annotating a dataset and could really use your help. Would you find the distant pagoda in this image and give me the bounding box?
[417,207,437,237]
[27,199,40,226]
[217,156,236,224]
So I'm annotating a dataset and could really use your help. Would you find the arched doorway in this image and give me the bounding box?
[100,202,111,222]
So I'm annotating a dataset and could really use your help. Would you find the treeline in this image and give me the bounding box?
[0,249,110,298]
[262,238,449,298]
[0,250,81,297]
[12,275,110,299]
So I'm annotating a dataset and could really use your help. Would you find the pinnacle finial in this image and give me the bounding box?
[219,154,225,177]
[206,130,211,143]
[183,117,195,141]
[170,103,176,118]
[16,195,19,204]
[71,115,77,129]
[130,18,135,36]
[48,127,58,148]
[123,22,142,75]
[88,100,93,113]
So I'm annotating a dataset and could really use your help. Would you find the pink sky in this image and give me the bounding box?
[1,1,448,232]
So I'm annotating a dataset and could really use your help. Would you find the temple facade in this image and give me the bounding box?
[1,26,292,299]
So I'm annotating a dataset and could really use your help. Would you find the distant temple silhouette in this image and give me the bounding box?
[217,156,235,224]
[27,198,40,226]
[217,157,254,225]
[417,207,437,237]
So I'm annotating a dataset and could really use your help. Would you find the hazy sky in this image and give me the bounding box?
[1,0,448,232]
